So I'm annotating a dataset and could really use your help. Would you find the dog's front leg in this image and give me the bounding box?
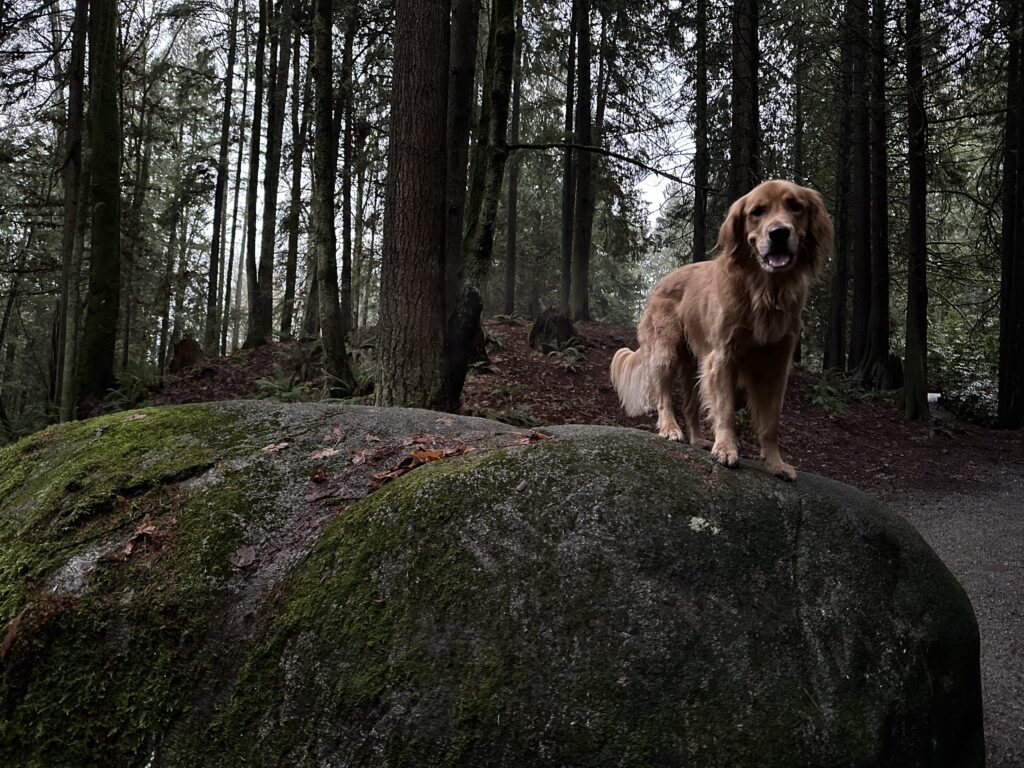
[701,350,740,467]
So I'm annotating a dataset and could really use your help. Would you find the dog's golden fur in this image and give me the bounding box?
[611,180,833,480]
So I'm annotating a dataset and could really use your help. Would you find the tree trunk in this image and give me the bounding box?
[904,0,929,420]
[860,0,891,388]
[340,15,357,334]
[824,0,855,371]
[76,0,121,409]
[692,0,709,261]
[569,0,594,321]
[559,0,578,311]
[847,0,871,372]
[204,0,241,354]
[503,0,523,317]
[375,0,450,408]
[312,0,354,395]
[242,0,269,348]
[157,200,183,373]
[222,0,250,355]
[998,0,1024,428]
[120,106,153,372]
[281,34,310,339]
[249,0,294,346]
[727,0,759,201]
[441,0,517,411]
[56,0,87,412]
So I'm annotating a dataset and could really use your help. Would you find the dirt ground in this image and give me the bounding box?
[151,320,1024,764]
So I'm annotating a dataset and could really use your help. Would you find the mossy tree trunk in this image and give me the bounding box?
[904,0,930,421]
[441,0,516,411]
[76,0,121,409]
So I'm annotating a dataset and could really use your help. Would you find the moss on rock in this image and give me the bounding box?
[0,404,985,767]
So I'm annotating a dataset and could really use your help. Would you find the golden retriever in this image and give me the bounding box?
[611,180,833,480]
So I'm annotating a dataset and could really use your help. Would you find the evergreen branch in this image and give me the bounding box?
[507,142,692,188]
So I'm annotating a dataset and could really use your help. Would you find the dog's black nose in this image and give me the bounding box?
[768,226,791,243]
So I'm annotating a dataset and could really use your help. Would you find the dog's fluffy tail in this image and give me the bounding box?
[610,347,652,416]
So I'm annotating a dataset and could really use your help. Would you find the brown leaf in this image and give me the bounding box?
[0,608,29,660]
[514,431,554,445]
[261,442,290,453]
[364,433,381,442]
[351,447,373,465]
[310,468,330,483]
[125,412,147,422]
[435,415,455,426]
[411,448,445,462]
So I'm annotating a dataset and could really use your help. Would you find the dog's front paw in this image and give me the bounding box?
[658,425,685,442]
[765,459,797,481]
[710,441,739,467]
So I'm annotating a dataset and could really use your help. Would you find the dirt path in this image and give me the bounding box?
[886,465,1023,768]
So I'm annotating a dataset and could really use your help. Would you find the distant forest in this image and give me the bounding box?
[0,0,1022,440]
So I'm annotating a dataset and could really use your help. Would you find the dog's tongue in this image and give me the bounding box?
[767,253,791,269]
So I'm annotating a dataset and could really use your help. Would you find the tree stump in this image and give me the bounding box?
[169,336,206,374]
[528,308,580,353]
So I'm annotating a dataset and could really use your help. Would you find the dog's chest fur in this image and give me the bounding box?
[745,278,805,346]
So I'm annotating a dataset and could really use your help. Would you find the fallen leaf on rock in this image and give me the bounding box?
[435,415,455,426]
[365,433,381,442]
[261,442,290,453]
[411,448,445,462]
[309,447,339,460]
[125,412,147,422]
[229,545,257,569]
[310,468,330,483]
[514,431,554,445]
[351,448,373,465]
[110,515,162,561]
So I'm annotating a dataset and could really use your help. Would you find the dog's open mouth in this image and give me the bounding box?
[761,250,793,271]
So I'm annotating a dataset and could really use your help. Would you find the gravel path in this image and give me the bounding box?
[888,464,1023,768]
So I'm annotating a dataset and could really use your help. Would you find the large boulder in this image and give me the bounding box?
[0,402,983,767]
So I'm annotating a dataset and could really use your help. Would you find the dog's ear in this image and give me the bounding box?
[716,195,747,259]
[801,188,834,279]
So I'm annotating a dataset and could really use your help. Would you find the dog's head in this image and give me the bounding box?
[717,180,833,279]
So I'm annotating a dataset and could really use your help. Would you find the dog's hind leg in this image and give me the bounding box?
[647,341,685,442]
[701,350,740,466]
[680,352,711,448]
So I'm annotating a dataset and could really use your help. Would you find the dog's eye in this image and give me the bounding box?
[750,206,764,217]
[787,199,803,212]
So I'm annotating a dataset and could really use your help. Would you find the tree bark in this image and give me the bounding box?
[727,0,759,201]
[559,0,578,311]
[312,0,354,394]
[56,0,87,412]
[340,15,357,334]
[441,0,517,411]
[998,0,1024,427]
[847,0,871,372]
[860,0,891,388]
[76,0,121,408]
[569,0,593,321]
[242,0,268,348]
[204,0,241,354]
[375,0,449,408]
[904,0,929,420]
[824,0,855,371]
[503,0,523,316]
[120,106,153,372]
[281,33,310,339]
[692,0,709,261]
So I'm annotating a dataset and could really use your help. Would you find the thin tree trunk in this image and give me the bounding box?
[242,0,269,348]
[157,200,183,373]
[998,0,1024,427]
[60,149,91,419]
[56,0,87,411]
[904,0,929,420]
[569,0,593,321]
[847,0,871,372]
[503,0,523,317]
[559,0,578,311]
[375,0,450,408]
[281,33,310,338]
[340,15,357,333]
[442,0,516,411]
[692,0,709,261]
[444,0,482,319]
[860,0,891,388]
[231,217,247,351]
[76,0,121,408]
[204,0,241,354]
[222,0,250,355]
[121,106,153,372]
[352,136,367,329]
[727,0,759,201]
[312,0,354,394]
[824,0,855,371]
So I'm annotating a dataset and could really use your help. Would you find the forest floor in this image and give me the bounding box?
[150,320,1023,765]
